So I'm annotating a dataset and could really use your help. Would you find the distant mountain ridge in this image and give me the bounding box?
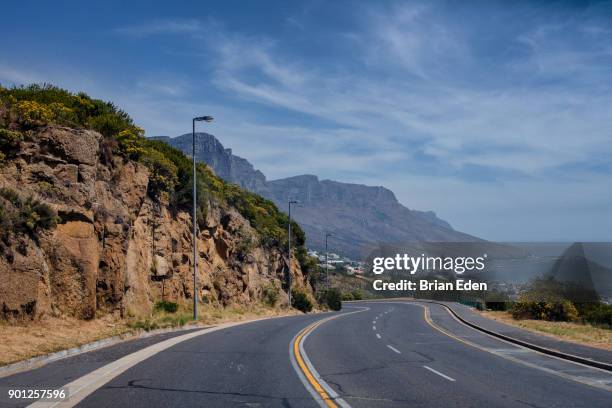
[151,133,479,258]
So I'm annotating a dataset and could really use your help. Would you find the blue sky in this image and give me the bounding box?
[1,0,611,241]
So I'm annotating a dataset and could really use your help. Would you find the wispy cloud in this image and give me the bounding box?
[134,5,611,240]
[114,18,204,37]
[2,1,611,241]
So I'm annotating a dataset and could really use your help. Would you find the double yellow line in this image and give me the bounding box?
[292,319,339,408]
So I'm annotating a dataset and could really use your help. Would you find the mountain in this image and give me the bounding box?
[151,135,266,191]
[154,133,479,258]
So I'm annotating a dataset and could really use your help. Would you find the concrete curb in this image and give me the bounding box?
[0,323,207,379]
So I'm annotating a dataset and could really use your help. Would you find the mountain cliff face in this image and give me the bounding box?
[151,134,267,192]
[259,175,476,257]
[156,134,478,258]
[0,86,309,322]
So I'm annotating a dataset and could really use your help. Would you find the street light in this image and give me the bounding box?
[325,232,333,289]
[192,115,214,320]
[287,200,298,307]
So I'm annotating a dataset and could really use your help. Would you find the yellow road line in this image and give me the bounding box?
[422,304,482,350]
[293,320,338,408]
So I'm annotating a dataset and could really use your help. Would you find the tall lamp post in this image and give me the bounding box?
[287,200,298,306]
[325,232,333,289]
[192,115,214,320]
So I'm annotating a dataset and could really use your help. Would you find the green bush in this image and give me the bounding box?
[549,300,579,321]
[578,303,612,326]
[511,277,607,324]
[340,290,365,301]
[1,84,134,135]
[511,300,578,322]
[323,288,342,311]
[291,289,313,313]
[0,128,24,148]
[13,100,54,127]
[154,301,179,313]
[520,276,599,304]
[486,301,512,311]
[0,187,58,243]
[128,319,159,331]
[140,147,178,195]
[262,284,280,307]
[0,129,24,165]
[341,292,354,301]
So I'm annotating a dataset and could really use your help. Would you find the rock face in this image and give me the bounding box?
[259,175,477,258]
[155,134,478,258]
[151,134,267,192]
[0,126,307,321]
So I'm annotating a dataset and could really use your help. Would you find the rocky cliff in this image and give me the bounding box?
[0,86,309,322]
[260,175,477,258]
[156,134,479,258]
[151,134,267,192]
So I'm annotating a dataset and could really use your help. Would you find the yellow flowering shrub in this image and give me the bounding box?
[13,100,53,127]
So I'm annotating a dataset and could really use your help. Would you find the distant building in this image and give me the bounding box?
[345,265,365,275]
[319,263,336,270]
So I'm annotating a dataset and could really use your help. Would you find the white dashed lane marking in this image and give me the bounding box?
[387,345,401,354]
[423,365,456,382]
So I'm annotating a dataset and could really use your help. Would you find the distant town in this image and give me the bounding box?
[307,249,367,276]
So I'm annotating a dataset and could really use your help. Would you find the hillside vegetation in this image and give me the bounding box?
[0,83,325,332]
[0,84,307,265]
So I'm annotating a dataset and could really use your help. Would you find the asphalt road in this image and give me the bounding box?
[1,302,611,407]
[306,302,612,407]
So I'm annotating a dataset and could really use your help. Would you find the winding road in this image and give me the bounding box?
[1,301,611,407]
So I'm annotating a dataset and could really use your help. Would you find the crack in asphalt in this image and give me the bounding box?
[319,378,419,405]
[410,350,435,363]
[99,378,314,404]
[514,398,549,408]
[321,358,436,378]
[322,378,348,396]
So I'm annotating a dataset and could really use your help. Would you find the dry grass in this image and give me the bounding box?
[0,314,130,366]
[0,303,303,367]
[481,311,612,351]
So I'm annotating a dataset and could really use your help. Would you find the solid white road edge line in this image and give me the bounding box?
[28,315,299,408]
